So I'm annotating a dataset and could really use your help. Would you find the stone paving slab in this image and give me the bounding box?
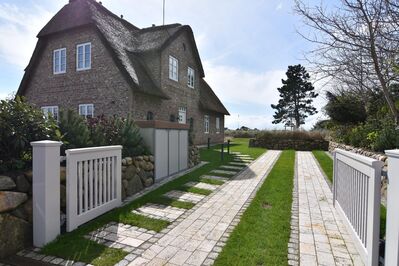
[131,203,186,222]
[127,150,281,265]
[297,152,362,266]
[164,190,205,204]
[229,162,249,166]
[220,165,244,170]
[210,169,238,175]
[200,175,229,181]
[185,182,219,191]
[86,222,157,251]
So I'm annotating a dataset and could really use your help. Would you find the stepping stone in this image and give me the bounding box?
[86,222,156,248]
[229,162,249,166]
[234,154,252,158]
[200,175,229,181]
[230,152,241,155]
[211,169,238,175]
[132,203,186,222]
[233,158,253,162]
[220,165,244,170]
[164,190,205,204]
[185,181,219,191]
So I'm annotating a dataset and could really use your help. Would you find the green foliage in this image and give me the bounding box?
[59,109,92,151]
[87,115,148,157]
[256,130,326,141]
[325,91,367,124]
[271,64,318,128]
[0,96,59,172]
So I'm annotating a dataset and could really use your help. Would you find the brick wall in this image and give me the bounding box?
[22,27,225,145]
[23,26,133,117]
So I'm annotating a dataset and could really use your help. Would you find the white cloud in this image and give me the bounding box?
[0,3,55,69]
[203,61,285,106]
[276,3,283,10]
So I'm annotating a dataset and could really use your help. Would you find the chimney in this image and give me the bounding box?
[120,14,124,19]
[152,24,156,27]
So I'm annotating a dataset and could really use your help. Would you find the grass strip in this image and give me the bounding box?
[200,178,225,185]
[41,138,267,266]
[150,196,195,209]
[312,150,333,182]
[214,150,295,266]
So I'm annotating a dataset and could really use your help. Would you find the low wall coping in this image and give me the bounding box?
[136,120,190,130]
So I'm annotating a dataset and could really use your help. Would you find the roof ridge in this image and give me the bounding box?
[140,23,182,32]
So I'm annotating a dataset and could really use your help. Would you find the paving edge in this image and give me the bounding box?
[288,152,299,265]
[202,150,282,265]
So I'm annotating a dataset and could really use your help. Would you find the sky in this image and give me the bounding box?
[0,0,329,129]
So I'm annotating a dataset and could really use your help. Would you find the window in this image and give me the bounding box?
[169,55,178,81]
[53,48,66,74]
[204,115,209,134]
[216,117,220,133]
[41,106,59,121]
[178,107,187,124]
[76,42,91,71]
[146,111,154,120]
[187,67,195,88]
[79,104,94,118]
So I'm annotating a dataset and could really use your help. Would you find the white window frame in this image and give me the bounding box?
[178,107,187,124]
[53,48,66,74]
[76,42,91,71]
[187,67,195,88]
[204,115,210,134]
[41,106,59,121]
[169,55,178,81]
[216,117,220,134]
[79,104,94,118]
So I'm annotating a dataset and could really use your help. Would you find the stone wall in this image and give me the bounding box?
[188,146,201,168]
[0,171,33,258]
[121,155,155,199]
[249,138,329,151]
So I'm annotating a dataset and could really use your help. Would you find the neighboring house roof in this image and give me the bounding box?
[200,80,230,115]
[18,0,228,115]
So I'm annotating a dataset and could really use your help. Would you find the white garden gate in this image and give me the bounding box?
[333,149,383,266]
[66,146,122,232]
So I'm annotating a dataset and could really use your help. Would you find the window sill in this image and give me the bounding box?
[53,71,66,75]
[77,67,91,72]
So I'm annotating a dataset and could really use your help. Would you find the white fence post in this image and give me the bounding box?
[31,140,62,247]
[384,150,399,266]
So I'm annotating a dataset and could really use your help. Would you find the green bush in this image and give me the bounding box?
[87,115,148,157]
[255,130,326,141]
[0,96,59,172]
[59,109,92,151]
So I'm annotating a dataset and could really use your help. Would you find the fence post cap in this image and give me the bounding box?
[385,149,399,158]
[31,140,63,147]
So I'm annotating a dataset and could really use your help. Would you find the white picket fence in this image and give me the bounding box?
[66,146,122,232]
[333,149,383,266]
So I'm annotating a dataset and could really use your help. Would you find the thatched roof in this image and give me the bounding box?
[200,80,230,115]
[18,0,228,115]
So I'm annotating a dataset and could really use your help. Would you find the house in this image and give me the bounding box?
[17,0,229,145]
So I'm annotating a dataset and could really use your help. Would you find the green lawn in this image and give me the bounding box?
[312,150,333,182]
[312,150,386,239]
[42,138,266,266]
[214,150,295,266]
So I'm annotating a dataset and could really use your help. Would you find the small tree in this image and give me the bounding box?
[271,64,318,129]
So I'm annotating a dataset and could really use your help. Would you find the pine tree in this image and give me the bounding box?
[271,64,318,129]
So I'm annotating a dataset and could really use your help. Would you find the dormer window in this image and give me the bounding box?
[76,42,91,71]
[169,55,178,81]
[53,48,66,74]
[187,67,195,88]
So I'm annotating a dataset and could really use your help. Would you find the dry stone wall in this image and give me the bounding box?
[189,146,201,168]
[0,171,33,258]
[121,155,155,199]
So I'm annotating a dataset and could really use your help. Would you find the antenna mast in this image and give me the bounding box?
[163,0,165,25]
